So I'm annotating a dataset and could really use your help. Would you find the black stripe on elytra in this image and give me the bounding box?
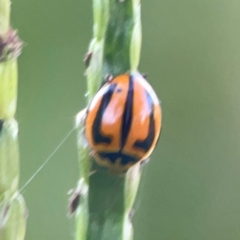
[121,75,134,148]
[98,152,138,165]
[133,91,155,152]
[92,83,117,144]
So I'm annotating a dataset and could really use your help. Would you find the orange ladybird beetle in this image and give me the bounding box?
[85,72,162,173]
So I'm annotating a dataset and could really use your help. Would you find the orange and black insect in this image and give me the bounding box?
[85,72,162,173]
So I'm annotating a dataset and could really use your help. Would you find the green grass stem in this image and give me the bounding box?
[73,0,142,239]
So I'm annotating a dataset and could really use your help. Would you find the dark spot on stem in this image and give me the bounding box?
[68,191,81,216]
[1,204,10,222]
[0,120,4,133]
[83,52,92,68]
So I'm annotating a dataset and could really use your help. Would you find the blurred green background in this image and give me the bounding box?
[10,0,240,239]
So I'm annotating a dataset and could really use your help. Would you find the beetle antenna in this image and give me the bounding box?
[104,74,113,82]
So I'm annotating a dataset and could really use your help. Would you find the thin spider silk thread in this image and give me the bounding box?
[19,127,76,193]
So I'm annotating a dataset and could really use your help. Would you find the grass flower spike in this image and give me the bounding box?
[0,0,26,239]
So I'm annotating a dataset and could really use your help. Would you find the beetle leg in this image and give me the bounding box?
[104,74,113,82]
[75,108,87,127]
[141,73,148,79]
[140,157,150,167]
[83,52,93,68]
[89,150,97,158]
[89,170,97,176]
